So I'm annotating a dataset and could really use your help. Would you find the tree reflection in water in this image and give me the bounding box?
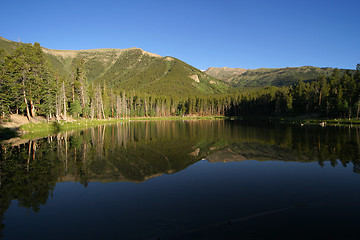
[1,119,360,237]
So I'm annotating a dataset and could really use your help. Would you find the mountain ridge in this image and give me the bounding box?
[42,46,162,59]
[0,36,228,96]
[205,66,353,88]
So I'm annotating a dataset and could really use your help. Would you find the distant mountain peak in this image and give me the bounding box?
[204,67,248,81]
[205,65,350,88]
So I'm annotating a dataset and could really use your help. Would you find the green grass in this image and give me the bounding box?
[19,116,225,137]
[21,119,120,133]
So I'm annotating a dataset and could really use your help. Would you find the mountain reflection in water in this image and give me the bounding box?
[1,119,360,239]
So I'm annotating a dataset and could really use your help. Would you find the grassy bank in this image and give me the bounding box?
[297,118,360,126]
[16,115,360,135]
[274,116,360,126]
[19,116,224,134]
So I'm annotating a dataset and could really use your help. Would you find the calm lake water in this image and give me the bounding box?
[1,119,360,239]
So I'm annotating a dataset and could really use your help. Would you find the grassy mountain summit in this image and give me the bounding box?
[205,67,248,81]
[205,66,352,88]
[0,37,228,96]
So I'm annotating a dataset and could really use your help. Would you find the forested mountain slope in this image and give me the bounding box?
[0,37,228,96]
[205,66,354,88]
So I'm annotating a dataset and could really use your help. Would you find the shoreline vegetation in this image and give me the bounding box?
[0,115,225,140]
[21,116,225,133]
[1,114,360,142]
[238,116,360,126]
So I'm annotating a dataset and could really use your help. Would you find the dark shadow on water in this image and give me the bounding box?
[156,203,308,240]
[0,128,19,141]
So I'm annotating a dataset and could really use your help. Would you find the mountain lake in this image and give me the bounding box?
[1,119,360,239]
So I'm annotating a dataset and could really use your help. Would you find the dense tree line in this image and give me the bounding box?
[0,43,56,119]
[228,66,360,118]
[1,43,359,120]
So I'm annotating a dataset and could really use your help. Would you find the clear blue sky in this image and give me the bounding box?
[1,0,359,70]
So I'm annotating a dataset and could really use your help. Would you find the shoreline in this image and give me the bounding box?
[2,115,360,142]
[20,116,225,132]
[0,115,225,141]
[232,116,360,126]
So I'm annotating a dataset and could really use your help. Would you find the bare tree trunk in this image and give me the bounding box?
[27,140,31,172]
[32,140,36,161]
[111,89,114,117]
[100,93,106,119]
[103,83,107,117]
[122,94,127,118]
[95,86,100,119]
[65,132,68,171]
[90,100,94,119]
[29,100,35,117]
[72,84,75,103]
[55,93,59,121]
[80,84,85,110]
[62,82,67,120]
[116,95,121,118]
[144,97,148,117]
[161,101,164,116]
[23,89,31,121]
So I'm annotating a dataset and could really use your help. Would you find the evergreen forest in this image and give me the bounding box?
[1,41,360,121]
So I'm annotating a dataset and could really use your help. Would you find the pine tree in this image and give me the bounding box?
[73,58,88,116]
